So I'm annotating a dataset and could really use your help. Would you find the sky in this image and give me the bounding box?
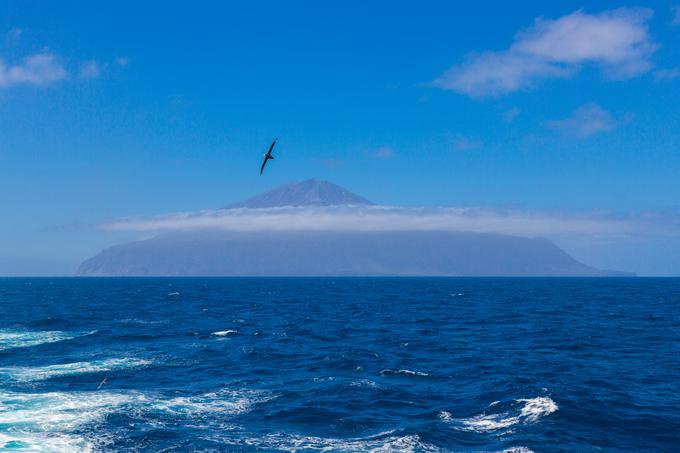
[1,1,679,275]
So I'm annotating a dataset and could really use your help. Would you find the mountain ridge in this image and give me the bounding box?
[226,179,372,209]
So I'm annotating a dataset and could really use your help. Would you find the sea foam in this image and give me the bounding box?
[0,358,152,382]
[0,389,132,452]
[212,330,238,337]
[0,387,271,451]
[442,396,558,433]
[0,329,80,351]
[379,369,430,377]
[205,431,440,452]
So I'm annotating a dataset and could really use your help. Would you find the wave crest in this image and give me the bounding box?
[441,396,558,433]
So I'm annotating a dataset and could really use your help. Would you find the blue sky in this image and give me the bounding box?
[1,1,680,275]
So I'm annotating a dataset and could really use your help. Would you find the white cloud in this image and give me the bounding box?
[79,60,102,79]
[371,147,395,159]
[97,205,680,240]
[547,103,617,137]
[0,53,67,88]
[673,6,680,25]
[114,57,129,67]
[432,8,656,97]
[434,50,573,97]
[654,68,680,81]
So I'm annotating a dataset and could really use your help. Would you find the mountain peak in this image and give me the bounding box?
[226,179,373,209]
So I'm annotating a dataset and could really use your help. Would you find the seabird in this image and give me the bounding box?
[260,138,277,175]
[97,377,107,390]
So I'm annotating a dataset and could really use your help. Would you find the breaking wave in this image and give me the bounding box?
[205,431,440,452]
[441,397,558,433]
[0,358,152,382]
[0,388,271,451]
[379,369,430,377]
[0,329,89,351]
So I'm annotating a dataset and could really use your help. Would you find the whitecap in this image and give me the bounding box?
[0,387,272,451]
[0,431,97,452]
[460,413,520,432]
[438,411,453,422]
[0,389,133,451]
[212,330,238,336]
[516,397,558,423]
[0,358,152,382]
[205,431,440,452]
[149,389,271,417]
[0,329,79,351]
[443,397,558,433]
[379,368,430,377]
[119,318,168,325]
[349,379,379,389]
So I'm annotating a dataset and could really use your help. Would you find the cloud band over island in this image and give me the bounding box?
[98,205,680,239]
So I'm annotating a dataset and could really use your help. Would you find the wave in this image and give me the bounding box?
[118,318,169,325]
[441,397,558,433]
[148,388,271,417]
[0,358,152,382]
[349,379,379,388]
[0,431,97,452]
[212,330,238,336]
[0,389,132,452]
[379,368,430,377]
[204,431,440,452]
[0,329,92,351]
[0,387,271,451]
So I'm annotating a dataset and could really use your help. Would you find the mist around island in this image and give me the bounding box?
[78,180,636,277]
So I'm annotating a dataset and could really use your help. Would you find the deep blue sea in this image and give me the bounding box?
[0,278,678,452]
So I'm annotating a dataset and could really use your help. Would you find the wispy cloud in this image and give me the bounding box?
[502,107,521,123]
[371,147,395,159]
[79,60,102,79]
[432,8,656,97]
[654,68,680,81]
[114,57,129,67]
[673,6,680,25]
[547,103,617,138]
[97,205,680,240]
[0,53,67,88]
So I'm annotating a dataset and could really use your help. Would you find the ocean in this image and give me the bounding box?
[0,277,678,452]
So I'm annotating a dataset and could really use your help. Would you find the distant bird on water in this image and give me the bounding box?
[260,138,277,175]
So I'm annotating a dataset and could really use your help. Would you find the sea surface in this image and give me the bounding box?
[0,278,678,452]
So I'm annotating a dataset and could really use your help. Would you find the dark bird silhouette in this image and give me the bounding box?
[260,138,277,175]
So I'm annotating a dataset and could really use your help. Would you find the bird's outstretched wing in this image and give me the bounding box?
[267,138,278,155]
[260,156,269,175]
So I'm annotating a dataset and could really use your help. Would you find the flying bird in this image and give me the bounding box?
[260,138,277,175]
